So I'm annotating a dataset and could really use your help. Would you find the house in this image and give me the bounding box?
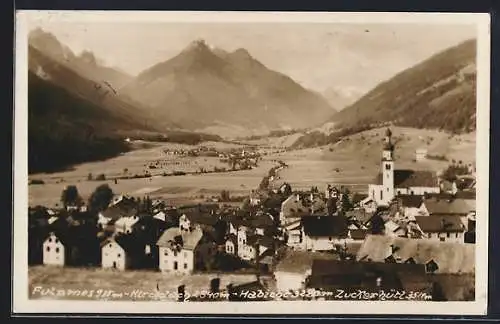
[156,226,216,273]
[301,216,349,251]
[356,234,475,274]
[306,259,433,300]
[415,148,427,162]
[225,233,237,255]
[114,214,140,234]
[284,220,303,249]
[420,197,475,231]
[237,227,257,261]
[345,209,373,228]
[101,234,147,270]
[279,193,327,225]
[42,232,66,266]
[98,201,137,230]
[274,249,340,294]
[43,226,101,267]
[394,195,426,220]
[249,190,261,206]
[359,197,377,213]
[414,215,466,243]
[384,220,407,237]
[368,129,440,206]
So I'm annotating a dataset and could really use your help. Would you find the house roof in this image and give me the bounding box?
[275,249,340,274]
[114,215,140,228]
[350,229,369,240]
[226,233,237,245]
[356,234,475,274]
[345,209,373,225]
[101,234,144,253]
[247,234,276,249]
[385,220,403,233]
[100,204,137,222]
[302,216,349,238]
[415,215,465,233]
[156,226,204,250]
[281,194,327,219]
[351,193,369,205]
[423,197,473,215]
[375,170,438,188]
[397,195,424,208]
[182,211,219,227]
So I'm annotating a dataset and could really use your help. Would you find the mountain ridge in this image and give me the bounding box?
[124,39,336,135]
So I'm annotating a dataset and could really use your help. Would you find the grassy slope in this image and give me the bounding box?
[333,39,477,134]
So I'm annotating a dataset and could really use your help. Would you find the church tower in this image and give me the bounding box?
[381,128,395,204]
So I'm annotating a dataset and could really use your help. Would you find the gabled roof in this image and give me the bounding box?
[423,197,473,215]
[356,234,475,274]
[345,209,373,225]
[275,249,340,274]
[302,216,348,238]
[375,170,439,188]
[351,193,369,205]
[156,226,203,250]
[100,203,137,222]
[415,215,465,233]
[350,229,369,240]
[182,211,219,227]
[281,194,327,219]
[102,234,144,253]
[397,195,424,208]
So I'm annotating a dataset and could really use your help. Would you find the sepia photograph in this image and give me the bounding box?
[13,11,490,315]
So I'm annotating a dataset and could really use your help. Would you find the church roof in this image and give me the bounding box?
[375,169,438,188]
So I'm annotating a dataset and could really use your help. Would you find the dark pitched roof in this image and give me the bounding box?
[101,234,144,254]
[423,197,473,215]
[345,209,373,225]
[427,191,476,200]
[275,249,340,274]
[351,193,368,204]
[281,194,327,219]
[375,170,438,188]
[350,229,369,240]
[302,216,349,238]
[101,204,137,222]
[183,211,219,227]
[177,203,219,214]
[415,216,465,233]
[247,234,276,249]
[397,195,424,208]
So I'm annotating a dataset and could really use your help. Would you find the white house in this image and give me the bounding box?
[368,129,440,206]
[156,225,212,273]
[415,148,428,162]
[301,216,349,252]
[43,232,65,266]
[414,215,465,243]
[101,237,127,270]
[225,234,237,255]
[284,220,303,250]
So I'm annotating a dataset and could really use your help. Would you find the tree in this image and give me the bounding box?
[61,185,80,208]
[88,184,114,213]
[220,190,230,202]
[340,188,353,212]
[370,213,385,235]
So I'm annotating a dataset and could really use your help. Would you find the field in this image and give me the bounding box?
[28,140,275,207]
[267,127,476,193]
[28,265,263,301]
[28,127,476,207]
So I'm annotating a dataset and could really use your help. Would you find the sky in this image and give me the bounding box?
[28,20,477,95]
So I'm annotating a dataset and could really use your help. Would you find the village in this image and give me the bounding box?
[28,129,477,302]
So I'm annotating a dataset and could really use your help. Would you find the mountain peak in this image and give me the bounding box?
[185,39,211,53]
[231,48,252,59]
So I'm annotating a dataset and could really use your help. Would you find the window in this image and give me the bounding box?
[55,239,59,244]
[428,233,431,238]
[447,233,450,238]
[329,237,332,241]
[456,233,459,238]
[385,164,391,170]
[48,238,52,243]
[109,244,112,248]
[117,253,121,258]
[174,261,178,270]
[440,237,445,242]
[174,251,178,257]
[380,190,383,201]
[55,248,60,253]
[46,246,50,252]
[184,263,188,269]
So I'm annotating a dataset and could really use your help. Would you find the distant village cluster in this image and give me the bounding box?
[28,129,476,301]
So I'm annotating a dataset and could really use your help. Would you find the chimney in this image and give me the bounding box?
[210,278,221,294]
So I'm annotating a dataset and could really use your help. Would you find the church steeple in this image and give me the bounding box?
[381,128,395,205]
